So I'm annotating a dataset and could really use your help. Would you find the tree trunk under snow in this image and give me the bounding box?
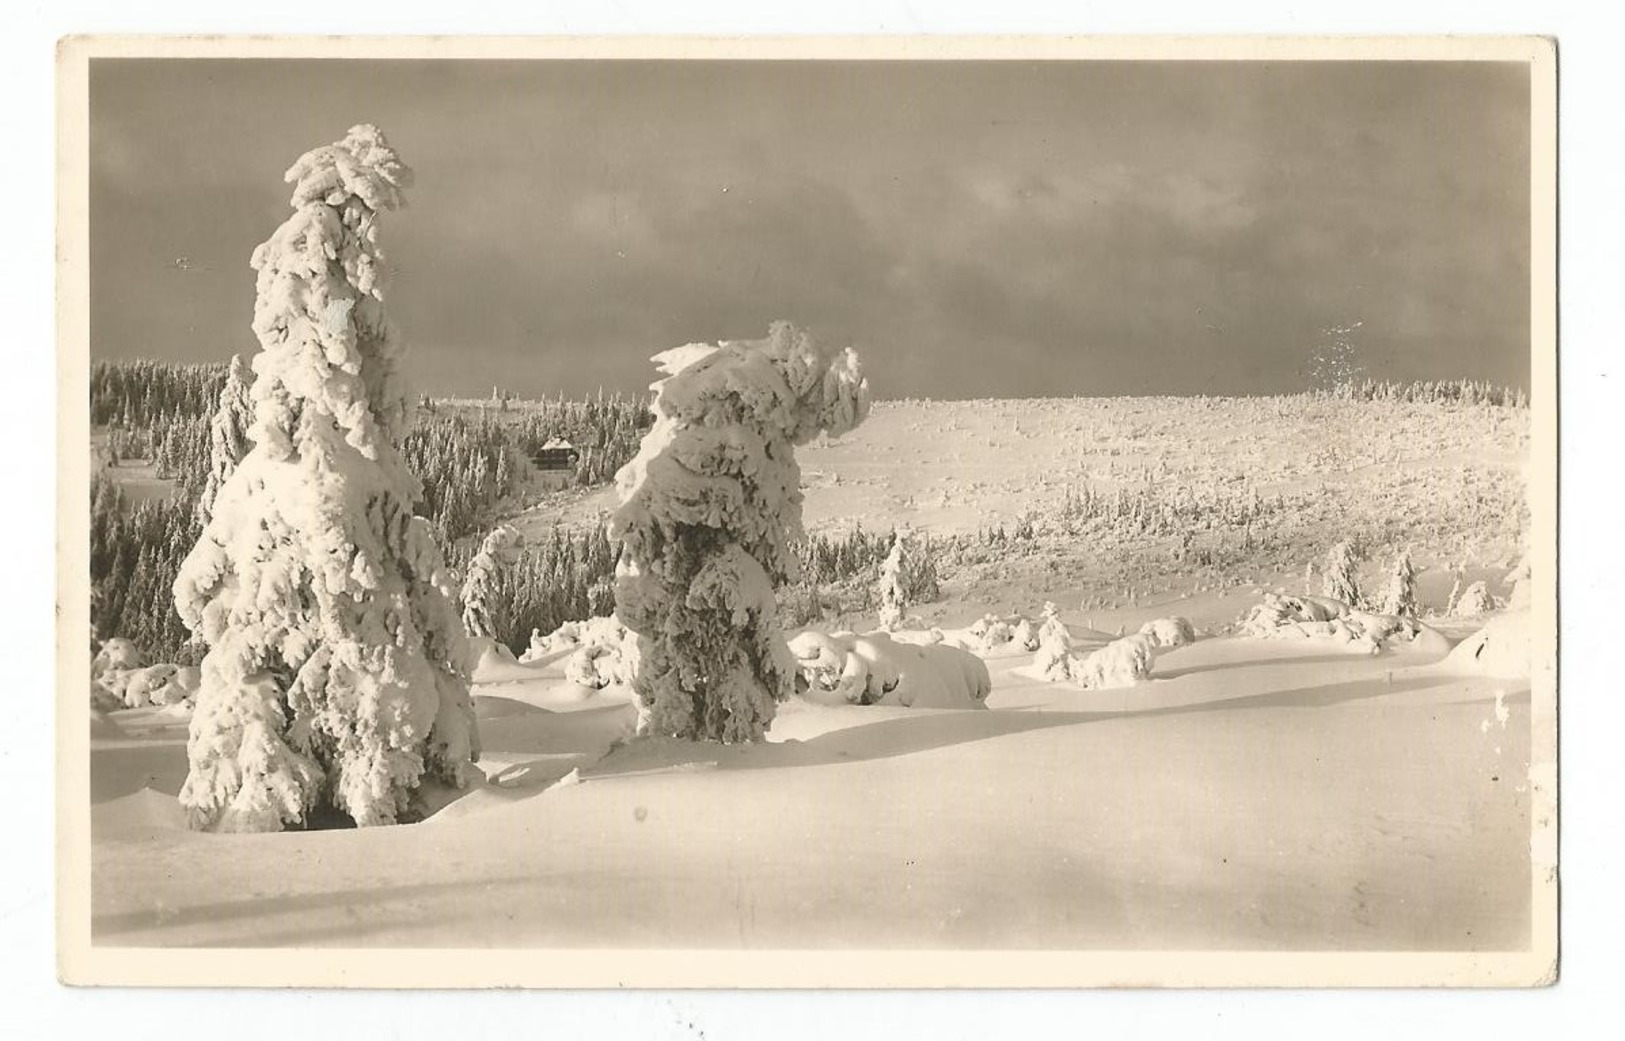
[172,125,479,832]
[610,322,870,743]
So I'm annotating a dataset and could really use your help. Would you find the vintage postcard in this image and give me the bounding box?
[57,35,1556,987]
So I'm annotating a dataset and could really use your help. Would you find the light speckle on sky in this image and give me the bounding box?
[89,59,1530,399]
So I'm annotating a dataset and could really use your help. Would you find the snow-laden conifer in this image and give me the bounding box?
[195,353,255,526]
[461,524,523,639]
[876,534,908,631]
[173,125,478,832]
[1321,540,1362,608]
[610,322,870,742]
[1380,547,1419,618]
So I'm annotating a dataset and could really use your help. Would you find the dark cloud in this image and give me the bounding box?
[89,59,1531,400]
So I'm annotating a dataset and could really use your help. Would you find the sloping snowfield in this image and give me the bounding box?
[91,616,1532,950]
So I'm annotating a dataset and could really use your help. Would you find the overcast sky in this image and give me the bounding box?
[89,59,1530,400]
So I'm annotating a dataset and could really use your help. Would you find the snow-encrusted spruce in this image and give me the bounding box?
[172,125,479,832]
[461,524,523,639]
[1321,540,1362,608]
[875,533,908,631]
[195,353,255,526]
[1380,547,1419,618]
[611,322,870,743]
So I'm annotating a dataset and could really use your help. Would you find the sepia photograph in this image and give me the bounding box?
[56,35,1556,988]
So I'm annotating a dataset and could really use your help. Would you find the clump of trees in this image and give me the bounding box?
[401,414,526,547]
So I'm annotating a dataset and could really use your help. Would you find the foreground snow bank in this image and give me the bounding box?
[788,630,991,709]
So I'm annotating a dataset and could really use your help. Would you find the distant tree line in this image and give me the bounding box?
[1314,377,1529,409]
[90,358,228,427]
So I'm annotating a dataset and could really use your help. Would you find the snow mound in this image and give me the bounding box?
[1138,616,1196,649]
[1442,609,1531,680]
[788,630,990,709]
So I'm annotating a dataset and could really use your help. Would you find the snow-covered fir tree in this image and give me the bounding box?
[1454,580,1497,617]
[1322,540,1362,608]
[1380,547,1419,618]
[875,531,910,631]
[195,353,255,526]
[461,524,523,638]
[173,125,479,832]
[1032,601,1073,681]
[611,322,870,743]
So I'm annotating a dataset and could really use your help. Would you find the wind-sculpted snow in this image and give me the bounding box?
[611,322,870,742]
[788,629,991,709]
[172,126,478,832]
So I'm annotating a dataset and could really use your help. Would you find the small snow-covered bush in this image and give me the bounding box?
[965,613,1015,651]
[788,630,990,709]
[563,625,641,690]
[522,616,620,662]
[1239,593,1348,636]
[1011,617,1039,651]
[1069,634,1156,689]
[1031,603,1074,681]
[1138,616,1196,649]
[1239,593,1436,655]
[121,664,179,708]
